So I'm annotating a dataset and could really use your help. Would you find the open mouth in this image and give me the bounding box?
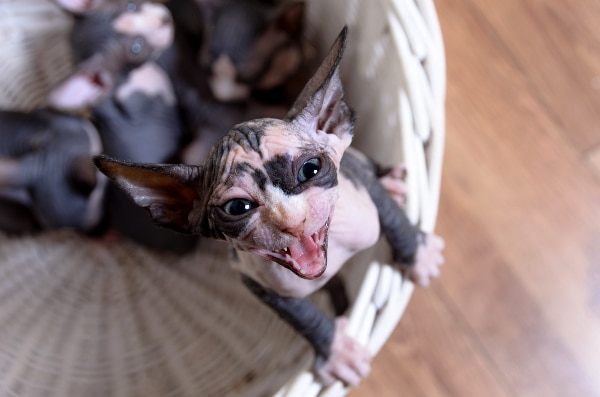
[250,219,330,280]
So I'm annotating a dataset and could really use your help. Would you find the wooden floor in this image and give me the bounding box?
[350,0,600,396]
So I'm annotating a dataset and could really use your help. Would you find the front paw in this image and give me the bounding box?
[314,318,372,388]
[408,233,445,287]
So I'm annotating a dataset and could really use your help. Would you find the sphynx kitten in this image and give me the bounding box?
[94,27,444,386]
[49,0,198,252]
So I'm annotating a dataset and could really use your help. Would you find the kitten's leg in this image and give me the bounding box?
[377,164,445,286]
[241,275,371,387]
[378,163,407,209]
[342,151,443,286]
[366,173,444,287]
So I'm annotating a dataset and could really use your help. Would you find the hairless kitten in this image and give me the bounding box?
[49,0,198,252]
[94,27,444,387]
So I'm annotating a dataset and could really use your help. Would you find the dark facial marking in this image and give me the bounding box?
[264,153,292,193]
[225,162,253,188]
[252,168,267,191]
[264,152,338,196]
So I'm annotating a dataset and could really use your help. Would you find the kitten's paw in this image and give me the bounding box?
[315,318,372,388]
[379,163,408,208]
[408,233,445,287]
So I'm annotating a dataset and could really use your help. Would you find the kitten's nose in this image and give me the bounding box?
[283,220,306,237]
[269,205,306,237]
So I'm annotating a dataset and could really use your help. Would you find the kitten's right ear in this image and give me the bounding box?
[285,27,353,154]
[93,155,201,233]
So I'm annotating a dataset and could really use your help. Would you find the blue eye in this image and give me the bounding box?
[131,38,144,55]
[223,199,257,216]
[127,2,137,12]
[298,158,321,183]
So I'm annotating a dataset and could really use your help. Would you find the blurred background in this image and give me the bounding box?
[351,0,600,396]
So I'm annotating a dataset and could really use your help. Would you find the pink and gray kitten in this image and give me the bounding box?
[94,27,444,386]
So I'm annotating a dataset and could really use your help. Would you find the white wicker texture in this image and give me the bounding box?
[0,0,445,396]
[0,0,73,110]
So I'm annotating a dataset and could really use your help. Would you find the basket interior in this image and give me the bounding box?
[0,0,445,396]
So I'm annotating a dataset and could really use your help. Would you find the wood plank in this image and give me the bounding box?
[586,146,600,181]
[435,189,600,397]
[438,0,600,385]
[465,0,600,153]
[349,285,514,397]
[351,0,600,395]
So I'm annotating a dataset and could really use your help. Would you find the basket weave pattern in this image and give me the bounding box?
[0,0,445,396]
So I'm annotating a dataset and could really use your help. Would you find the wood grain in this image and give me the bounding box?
[350,0,600,395]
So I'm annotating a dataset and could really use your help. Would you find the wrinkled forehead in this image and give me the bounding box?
[209,119,334,194]
[219,119,316,168]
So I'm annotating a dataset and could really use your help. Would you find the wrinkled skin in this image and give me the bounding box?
[93,28,445,386]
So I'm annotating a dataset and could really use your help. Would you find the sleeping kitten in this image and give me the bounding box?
[94,27,444,387]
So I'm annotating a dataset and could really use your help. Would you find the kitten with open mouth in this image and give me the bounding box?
[249,218,329,279]
[94,27,445,388]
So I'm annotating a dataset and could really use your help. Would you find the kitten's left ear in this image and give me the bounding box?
[286,26,354,150]
[94,155,201,233]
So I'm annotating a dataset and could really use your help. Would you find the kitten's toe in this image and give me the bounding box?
[315,318,372,387]
[408,233,445,287]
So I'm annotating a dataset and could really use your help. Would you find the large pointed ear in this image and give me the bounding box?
[47,55,115,111]
[286,26,354,146]
[93,155,202,233]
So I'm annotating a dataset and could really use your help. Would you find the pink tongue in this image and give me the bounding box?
[288,235,320,267]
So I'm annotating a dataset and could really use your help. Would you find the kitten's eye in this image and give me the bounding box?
[130,38,144,55]
[127,2,137,12]
[222,199,257,216]
[298,158,321,183]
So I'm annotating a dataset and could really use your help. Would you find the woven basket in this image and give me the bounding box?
[0,0,445,396]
